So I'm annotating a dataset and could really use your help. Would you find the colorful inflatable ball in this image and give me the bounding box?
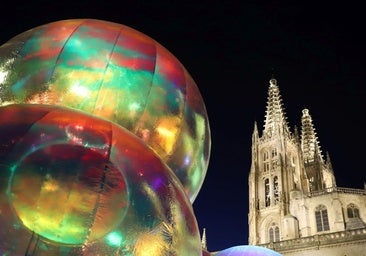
[214,245,282,256]
[0,104,201,255]
[0,18,211,203]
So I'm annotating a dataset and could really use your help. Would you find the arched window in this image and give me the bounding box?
[271,148,279,171]
[263,150,270,172]
[273,176,279,204]
[269,223,280,242]
[269,227,274,242]
[264,162,270,172]
[265,178,270,207]
[271,148,277,158]
[347,203,360,218]
[315,205,330,232]
[275,226,280,241]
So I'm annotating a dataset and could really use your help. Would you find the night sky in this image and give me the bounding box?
[1,1,365,253]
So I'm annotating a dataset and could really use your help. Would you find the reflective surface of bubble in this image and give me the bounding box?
[0,104,201,255]
[0,19,211,202]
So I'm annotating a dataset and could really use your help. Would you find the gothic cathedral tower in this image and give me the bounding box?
[248,78,337,245]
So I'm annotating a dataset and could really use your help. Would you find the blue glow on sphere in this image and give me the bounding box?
[215,245,282,256]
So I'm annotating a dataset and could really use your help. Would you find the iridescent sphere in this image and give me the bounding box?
[215,245,282,256]
[202,249,211,256]
[0,104,201,255]
[0,19,210,202]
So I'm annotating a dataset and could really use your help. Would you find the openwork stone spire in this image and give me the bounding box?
[301,109,323,163]
[263,78,290,137]
[201,228,207,250]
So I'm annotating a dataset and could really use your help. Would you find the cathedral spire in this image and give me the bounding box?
[263,78,290,137]
[325,151,334,173]
[201,228,207,250]
[252,121,259,141]
[300,109,323,163]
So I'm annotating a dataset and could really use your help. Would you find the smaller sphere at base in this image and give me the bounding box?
[215,245,282,256]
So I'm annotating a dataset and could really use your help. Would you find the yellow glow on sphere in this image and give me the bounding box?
[0,104,202,255]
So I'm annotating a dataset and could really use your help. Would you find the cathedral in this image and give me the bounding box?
[247,78,366,255]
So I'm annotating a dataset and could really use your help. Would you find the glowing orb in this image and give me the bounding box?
[0,18,210,202]
[0,104,201,255]
[215,245,282,256]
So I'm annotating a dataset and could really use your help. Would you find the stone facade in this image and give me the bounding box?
[248,79,366,255]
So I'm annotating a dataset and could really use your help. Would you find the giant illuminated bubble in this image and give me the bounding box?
[0,18,210,202]
[215,245,282,256]
[0,104,201,255]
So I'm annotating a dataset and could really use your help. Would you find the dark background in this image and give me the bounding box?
[1,1,365,252]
